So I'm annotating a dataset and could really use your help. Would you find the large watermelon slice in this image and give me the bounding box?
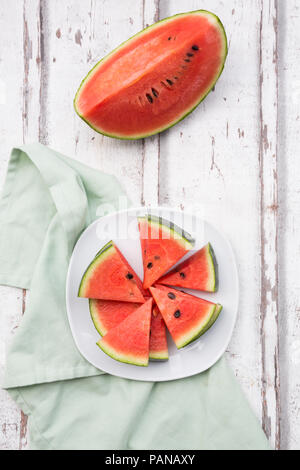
[78,241,145,303]
[90,299,168,361]
[97,298,153,366]
[138,215,194,290]
[149,306,169,361]
[74,10,227,139]
[158,243,218,292]
[150,286,222,349]
[89,299,140,336]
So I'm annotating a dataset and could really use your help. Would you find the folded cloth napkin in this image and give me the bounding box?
[0,144,270,450]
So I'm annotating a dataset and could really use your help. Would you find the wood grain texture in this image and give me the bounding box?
[259,0,280,449]
[0,0,299,450]
[160,0,264,430]
[277,0,300,451]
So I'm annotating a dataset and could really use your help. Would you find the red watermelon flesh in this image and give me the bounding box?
[150,286,219,349]
[97,298,153,366]
[74,11,227,139]
[138,216,194,290]
[89,299,140,336]
[149,306,169,361]
[158,243,218,292]
[78,241,145,303]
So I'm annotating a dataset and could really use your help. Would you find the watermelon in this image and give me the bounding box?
[90,299,169,361]
[89,299,140,336]
[138,215,194,290]
[97,298,153,366]
[78,241,145,303]
[150,285,222,349]
[158,243,218,292]
[196,303,223,339]
[149,306,169,361]
[74,10,227,140]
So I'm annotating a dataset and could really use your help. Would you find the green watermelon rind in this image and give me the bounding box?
[89,299,107,337]
[138,215,195,249]
[149,350,169,361]
[74,10,228,140]
[149,352,169,362]
[97,340,149,367]
[78,242,114,297]
[193,303,223,341]
[175,304,217,349]
[207,243,219,292]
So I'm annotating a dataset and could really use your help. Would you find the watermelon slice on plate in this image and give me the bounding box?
[89,299,140,336]
[138,215,194,290]
[78,241,145,303]
[158,243,218,292]
[149,306,169,361]
[74,10,227,139]
[97,298,153,367]
[150,285,222,349]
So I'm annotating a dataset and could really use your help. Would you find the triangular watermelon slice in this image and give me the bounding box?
[90,299,169,361]
[158,243,218,292]
[138,215,194,290]
[149,306,169,361]
[89,299,141,336]
[150,286,222,349]
[78,241,145,303]
[97,298,153,366]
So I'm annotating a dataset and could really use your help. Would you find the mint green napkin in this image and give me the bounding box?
[0,144,270,450]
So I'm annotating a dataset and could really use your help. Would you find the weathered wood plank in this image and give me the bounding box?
[259,0,280,450]
[159,0,264,431]
[277,0,300,451]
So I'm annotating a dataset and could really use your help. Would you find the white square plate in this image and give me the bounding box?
[66,207,239,381]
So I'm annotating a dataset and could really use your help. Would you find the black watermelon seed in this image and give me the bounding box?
[166,79,173,86]
[174,76,178,80]
[152,88,159,98]
[147,262,153,269]
[180,272,186,279]
[126,273,134,280]
[168,37,172,40]
[154,255,160,260]
[192,45,199,51]
[168,292,176,300]
[146,93,153,103]
[174,310,181,318]
[187,52,194,57]
[184,59,191,63]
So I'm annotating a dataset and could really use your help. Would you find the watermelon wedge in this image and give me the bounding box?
[138,215,194,290]
[158,243,218,292]
[97,298,153,366]
[149,306,169,361]
[89,299,140,336]
[196,303,223,339]
[78,241,145,303]
[74,10,227,139]
[150,286,222,349]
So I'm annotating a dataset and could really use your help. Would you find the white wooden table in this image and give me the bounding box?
[0,0,299,450]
